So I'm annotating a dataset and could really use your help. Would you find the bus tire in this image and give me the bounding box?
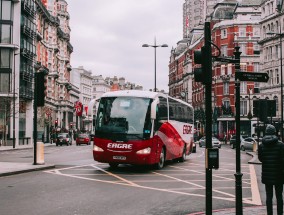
[109,163,119,169]
[155,148,165,170]
[179,147,186,162]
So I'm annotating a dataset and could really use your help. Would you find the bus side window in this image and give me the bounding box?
[155,97,167,131]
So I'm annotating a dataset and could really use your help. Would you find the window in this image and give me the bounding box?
[240,63,247,72]
[221,29,227,39]
[221,45,227,56]
[0,48,11,68]
[1,24,11,43]
[223,82,229,95]
[240,100,247,115]
[1,0,12,20]
[240,82,247,94]
[239,27,246,37]
[221,65,225,75]
[227,64,232,75]
[223,100,230,108]
[253,62,259,72]
[239,44,246,55]
[276,69,279,84]
[253,27,260,36]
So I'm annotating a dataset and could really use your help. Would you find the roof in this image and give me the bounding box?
[101,90,159,99]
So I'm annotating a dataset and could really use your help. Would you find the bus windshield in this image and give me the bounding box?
[95,97,152,140]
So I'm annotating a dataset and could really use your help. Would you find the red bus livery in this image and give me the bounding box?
[93,90,195,169]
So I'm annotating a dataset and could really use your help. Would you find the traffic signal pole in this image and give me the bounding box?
[234,47,243,215]
[204,21,213,215]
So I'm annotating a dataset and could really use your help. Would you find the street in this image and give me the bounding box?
[0,144,265,215]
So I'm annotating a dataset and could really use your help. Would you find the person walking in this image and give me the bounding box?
[258,124,284,215]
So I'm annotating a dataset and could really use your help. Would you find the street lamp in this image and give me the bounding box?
[267,30,283,141]
[13,49,19,149]
[142,38,168,92]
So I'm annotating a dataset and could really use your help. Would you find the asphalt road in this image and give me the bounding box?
[0,143,265,215]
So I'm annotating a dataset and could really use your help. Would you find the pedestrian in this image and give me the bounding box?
[258,124,284,215]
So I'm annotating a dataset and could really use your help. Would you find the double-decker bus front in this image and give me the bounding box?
[93,95,157,168]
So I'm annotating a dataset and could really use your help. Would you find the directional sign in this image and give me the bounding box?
[214,57,239,64]
[235,71,269,82]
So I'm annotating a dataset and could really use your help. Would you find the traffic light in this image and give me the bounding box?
[193,45,211,84]
[253,100,259,117]
[35,72,47,107]
[55,119,58,127]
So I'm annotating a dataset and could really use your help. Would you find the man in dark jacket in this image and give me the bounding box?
[258,124,284,215]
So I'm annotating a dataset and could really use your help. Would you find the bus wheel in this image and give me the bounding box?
[179,147,186,162]
[109,163,119,169]
[155,148,165,170]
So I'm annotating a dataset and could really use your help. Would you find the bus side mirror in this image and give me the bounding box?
[151,100,158,120]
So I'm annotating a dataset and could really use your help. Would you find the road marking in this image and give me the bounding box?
[249,164,262,205]
[44,163,260,205]
[91,164,138,186]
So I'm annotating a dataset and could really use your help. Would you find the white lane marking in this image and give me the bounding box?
[153,171,235,198]
[44,164,258,204]
[91,164,138,186]
[249,164,262,205]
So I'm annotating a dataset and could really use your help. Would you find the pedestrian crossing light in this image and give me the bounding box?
[193,45,211,84]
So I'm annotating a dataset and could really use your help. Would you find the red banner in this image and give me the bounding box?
[75,101,83,116]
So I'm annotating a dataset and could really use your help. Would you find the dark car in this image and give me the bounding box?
[76,133,91,146]
[56,133,72,146]
[230,135,248,149]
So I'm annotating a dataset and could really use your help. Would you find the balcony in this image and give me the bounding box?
[66,63,72,71]
[21,0,36,18]
[19,86,33,100]
[67,41,73,53]
[21,48,35,62]
[21,24,36,40]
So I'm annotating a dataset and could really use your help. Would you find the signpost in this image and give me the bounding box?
[235,72,269,82]
[214,52,269,215]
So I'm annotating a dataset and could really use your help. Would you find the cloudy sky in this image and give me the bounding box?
[68,0,184,92]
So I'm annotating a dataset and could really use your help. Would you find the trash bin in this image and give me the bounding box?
[36,142,45,164]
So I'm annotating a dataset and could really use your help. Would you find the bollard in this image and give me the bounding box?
[36,142,45,164]
[253,142,257,152]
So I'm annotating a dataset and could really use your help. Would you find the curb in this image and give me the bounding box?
[0,144,56,152]
[246,151,262,165]
[0,164,55,177]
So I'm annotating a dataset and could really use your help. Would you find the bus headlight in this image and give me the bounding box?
[136,147,151,155]
[93,145,104,152]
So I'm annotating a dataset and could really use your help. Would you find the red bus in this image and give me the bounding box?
[93,90,195,169]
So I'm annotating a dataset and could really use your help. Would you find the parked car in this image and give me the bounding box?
[76,133,91,146]
[230,135,248,149]
[198,137,221,148]
[56,133,72,146]
[240,137,258,151]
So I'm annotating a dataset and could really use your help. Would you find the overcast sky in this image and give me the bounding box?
[68,0,184,92]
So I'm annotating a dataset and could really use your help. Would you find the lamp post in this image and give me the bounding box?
[142,38,168,92]
[13,51,19,149]
[267,29,283,141]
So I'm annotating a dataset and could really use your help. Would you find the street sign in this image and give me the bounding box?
[235,71,269,82]
[214,57,239,64]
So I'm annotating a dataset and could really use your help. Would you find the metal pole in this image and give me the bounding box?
[280,25,283,141]
[154,38,157,92]
[13,53,16,148]
[204,21,213,215]
[33,73,38,165]
[234,46,243,215]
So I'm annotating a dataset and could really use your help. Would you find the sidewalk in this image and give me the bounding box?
[0,143,55,177]
[189,206,275,215]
